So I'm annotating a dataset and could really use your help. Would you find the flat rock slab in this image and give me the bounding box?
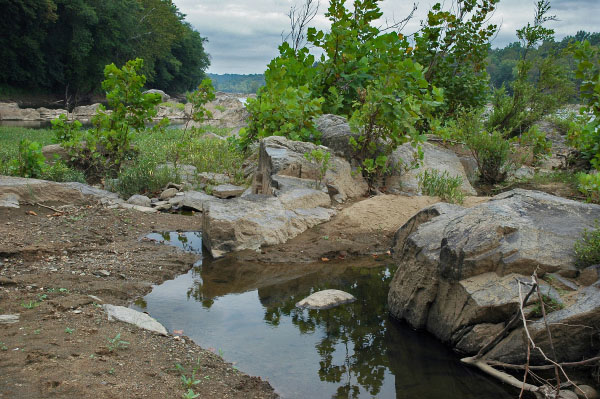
[212,184,246,199]
[296,289,356,309]
[0,193,20,208]
[103,304,168,335]
[0,314,20,324]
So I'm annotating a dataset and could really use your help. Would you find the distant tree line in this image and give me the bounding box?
[0,0,210,100]
[487,30,600,97]
[208,73,265,94]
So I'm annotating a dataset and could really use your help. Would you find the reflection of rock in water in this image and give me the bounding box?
[195,256,385,302]
[385,319,513,399]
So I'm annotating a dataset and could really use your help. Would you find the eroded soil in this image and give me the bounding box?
[0,204,276,399]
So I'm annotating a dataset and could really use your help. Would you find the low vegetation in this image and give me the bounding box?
[575,223,600,268]
[417,170,465,204]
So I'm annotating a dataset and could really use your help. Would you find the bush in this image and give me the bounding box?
[8,139,46,178]
[304,149,332,189]
[239,84,324,149]
[514,125,552,164]
[40,161,86,183]
[417,169,465,204]
[108,159,180,198]
[574,223,600,268]
[468,129,511,184]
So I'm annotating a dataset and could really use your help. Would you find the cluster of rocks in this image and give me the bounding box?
[0,91,251,132]
[388,189,600,366]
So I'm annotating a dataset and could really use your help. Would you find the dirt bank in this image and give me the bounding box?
[0,203,276,399]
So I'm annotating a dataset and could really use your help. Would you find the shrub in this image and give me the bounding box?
[514,125,552,163]
[108,159,180,198]
[8,139,46,178]
[40,161,86,183]
[418,169,465,204]
[467,129,511,184]
[574,223,600,268]
[304,149,332,189]
[239,84,324,149]
[569,40,600,199]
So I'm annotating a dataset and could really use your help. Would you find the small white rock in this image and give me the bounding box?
[296,289,356,310]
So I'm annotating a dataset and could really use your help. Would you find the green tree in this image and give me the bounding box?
[413,0,499,115]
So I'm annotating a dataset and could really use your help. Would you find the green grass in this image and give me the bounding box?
[0,124,247,197]
[0,127,54,173]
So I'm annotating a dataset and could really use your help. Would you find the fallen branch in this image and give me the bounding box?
[461,356,539,393]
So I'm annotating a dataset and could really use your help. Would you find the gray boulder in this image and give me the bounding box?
[202,194,335,258]
[388,189,600,364]
[296,289,356,309]
[41,144,69,164]
[386,142,477,195]
[315,114,360,160]
[253,135,368,203]
[143,89,170,102]
[0,193,20,209]
[72,103,101,119]
[212,184,246,199]
[168,190,220,212]
[127,194,151,207]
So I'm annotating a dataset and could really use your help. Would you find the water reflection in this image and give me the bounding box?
[137,233,513,398]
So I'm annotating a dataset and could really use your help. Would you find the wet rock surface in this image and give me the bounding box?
[388,189,600,364]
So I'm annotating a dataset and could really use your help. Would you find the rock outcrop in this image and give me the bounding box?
[386,142,477,196]
[388,189,600,364]
[252,135,368,203]
[315,114,360,160]
[202,194,335,258]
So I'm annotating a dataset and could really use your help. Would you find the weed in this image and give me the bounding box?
[33,329,41,335]
[182,389,200,399]
[106,333,129,352]
[21,301,40,309]
[65,327,74,334]
[304,149,331,189]
[530,294,564,318]
[418,169,465,204]
[0,341,7,351]
[575,222,600,268]
[181,371,201,388]
[108,367,115,375]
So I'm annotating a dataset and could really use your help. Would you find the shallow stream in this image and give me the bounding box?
[133,232,514,398]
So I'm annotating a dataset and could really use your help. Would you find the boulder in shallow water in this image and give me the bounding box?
[296,289,356,309]
[388,189,600,364]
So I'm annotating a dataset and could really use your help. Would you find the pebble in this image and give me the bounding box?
[93,270,110,277]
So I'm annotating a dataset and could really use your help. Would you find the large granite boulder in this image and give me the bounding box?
[252,135,368,203]
[202,194,335,258]
[386,142,477,196]
[72,103,102,119]
[388,189,600,364]
[315,114,360,160]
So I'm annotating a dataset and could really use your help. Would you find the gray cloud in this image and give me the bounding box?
[174,0,599,74]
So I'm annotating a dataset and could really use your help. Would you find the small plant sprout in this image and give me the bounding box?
[304,148,332,189]
[180,370,201,389]
[65,327,74,334]
[0,341,8,351]
[182,389,200,399]
[106,333,129,352]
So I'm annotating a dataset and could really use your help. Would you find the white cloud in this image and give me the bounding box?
[173,0,599,74]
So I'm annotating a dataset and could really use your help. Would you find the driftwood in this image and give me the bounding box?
[460,272,596,399]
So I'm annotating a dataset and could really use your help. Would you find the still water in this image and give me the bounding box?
[134,232,514,399]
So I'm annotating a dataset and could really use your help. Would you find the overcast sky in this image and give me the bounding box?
[173,0,600,74]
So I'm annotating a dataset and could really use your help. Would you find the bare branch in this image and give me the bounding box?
[283,0,320,52]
